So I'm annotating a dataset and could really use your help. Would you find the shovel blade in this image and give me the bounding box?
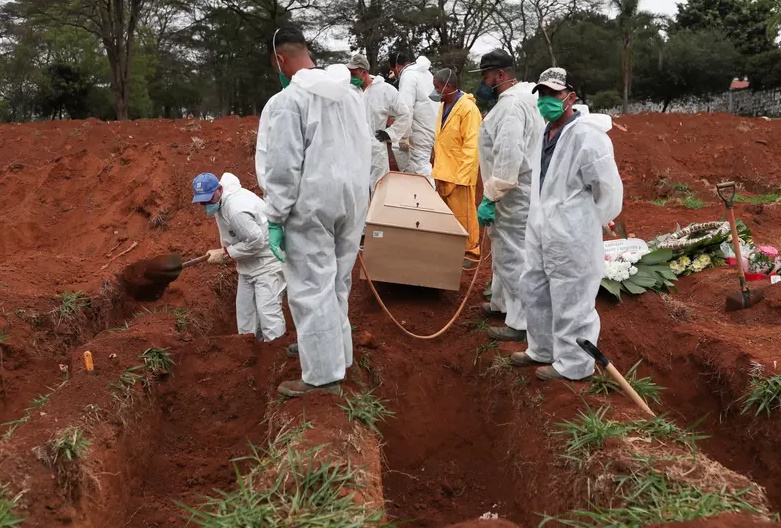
[726,289,765,311]
[144,254,183,273]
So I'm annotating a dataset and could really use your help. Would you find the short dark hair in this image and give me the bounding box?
[389,51,410,67]
[434,68,460,90]
[269,26,307,54]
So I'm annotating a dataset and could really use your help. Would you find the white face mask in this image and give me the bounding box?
[429,69,455,102]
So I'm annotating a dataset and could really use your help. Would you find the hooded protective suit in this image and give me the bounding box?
[215,172,286,341]
[521,108,623,379]
[265,65,371,387]
[362,75,411,193]
[478,83,545,331]
[394,56,437,182]
[255,92,281,192]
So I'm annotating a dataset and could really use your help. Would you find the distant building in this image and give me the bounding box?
[730,77,750,91]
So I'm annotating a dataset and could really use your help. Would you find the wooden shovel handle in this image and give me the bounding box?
[182,255,209,269]
[605,363,656,418]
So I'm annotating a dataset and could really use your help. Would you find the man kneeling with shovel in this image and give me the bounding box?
[192,172,286,341]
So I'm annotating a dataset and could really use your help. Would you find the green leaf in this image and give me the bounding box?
[600,279,622,300]
[623,280,647,295]
[628,271,659,288]
[639,248,674,265]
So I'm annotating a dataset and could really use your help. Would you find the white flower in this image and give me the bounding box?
[629,266,638,276]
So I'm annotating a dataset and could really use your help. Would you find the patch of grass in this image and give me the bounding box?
[539,469,762,526]
[0,482,23,527]
[650,198,668,207]
[172,309,194,332]
[473,341,498,366]
[57,291,90,318]
[461,317,490,334]
[679,195,704,209]
[631,415,709,453]
[179,422,389,527]
[140,347,175,376]
[735,193,781,204]
[556,406,631,466]
[149,209,170,229]
[48,427,90,465]
[339,390,395,436]
[661,294,694,323]
[30,393,50,409]
[485,354,514,376]
[670,182,691,192]
[587,360,663,405]
[1,417,29,440]
[357,350,372,370]
[739,373,781,417]
[0,333,7,343]
[108,321,132,332]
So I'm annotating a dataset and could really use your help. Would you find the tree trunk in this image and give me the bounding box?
[542,26,557,67]
[621,36,630,114]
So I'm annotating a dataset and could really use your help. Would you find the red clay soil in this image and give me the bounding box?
[2,113,781,527]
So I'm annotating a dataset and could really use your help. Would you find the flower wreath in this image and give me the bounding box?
[656,221,730,251]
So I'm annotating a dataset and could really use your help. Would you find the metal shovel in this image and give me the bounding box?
[716,181,764,311]
[121,254,208,301]
[577,338,656,418]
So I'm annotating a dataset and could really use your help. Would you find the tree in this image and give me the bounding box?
[633,29,740,111]
[6,0,149,120]
[527,0,600,66]
[610,0,657,113]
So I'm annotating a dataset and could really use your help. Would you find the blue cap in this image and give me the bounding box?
[192,173,220,203]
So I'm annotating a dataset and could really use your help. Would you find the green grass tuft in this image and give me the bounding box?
[679,195,704,209]
[539,469,762,526]
[108,321,132,332]
[0,482,23,527]
[734,193,781,204]
[140,347,175,376]
[556,406,630,466]
[48,427,90,465]
[339,390,395,436]
[57,291,90,318]
[473,341,498,366]
[0,333,7,343]
[485,354,514,376]
[587,360,663,405]
[650,198,668,206]
[739,373,781,417]
[179,423,389,527]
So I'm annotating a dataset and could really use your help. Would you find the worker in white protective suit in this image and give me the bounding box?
[254,92,281,192]
[511,67,623,381]
[346,53,412,195]
[388,52,437,185]
[472,50,545,343]
[265,26,372,397]
[191,172,286,342]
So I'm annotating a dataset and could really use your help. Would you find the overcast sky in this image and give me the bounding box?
[470,0,686,55]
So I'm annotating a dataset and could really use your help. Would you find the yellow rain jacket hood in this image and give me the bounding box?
[432,92,482,186]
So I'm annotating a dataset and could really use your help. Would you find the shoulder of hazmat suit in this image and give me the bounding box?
[397,57,437,138]
[263,64,371,387]
[215,173,274,270]
[365,76,411,190]
[255,92,281,193]
[365,75,411,142]
[432,93,482,186]
[479,83,545,202]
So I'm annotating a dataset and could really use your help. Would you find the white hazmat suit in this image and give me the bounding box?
[362,75,411,194]
[265,65,371,387]
[393,56,437,183]
[479,83,545,332]
[214,172,286,341]
[254,92,281,192]
[521,108,623,379]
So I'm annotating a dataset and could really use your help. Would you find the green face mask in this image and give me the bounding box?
[537,95,565,122]
[278,71,290,89]
[350,76,364,88]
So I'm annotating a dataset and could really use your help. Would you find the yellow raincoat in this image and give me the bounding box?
[432,92,482,258]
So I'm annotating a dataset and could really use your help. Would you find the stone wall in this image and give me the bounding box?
[600,87,781,117]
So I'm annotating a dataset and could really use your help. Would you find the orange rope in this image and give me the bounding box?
[357,230,489,339]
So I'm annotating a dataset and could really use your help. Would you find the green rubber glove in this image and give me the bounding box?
[268,222,286,263]
[477,196,496,227]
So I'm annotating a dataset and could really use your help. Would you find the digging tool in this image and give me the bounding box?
[142,254,208,282]
[716,181,765,311]
[121,254,208,301]
[576,338,656,418]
